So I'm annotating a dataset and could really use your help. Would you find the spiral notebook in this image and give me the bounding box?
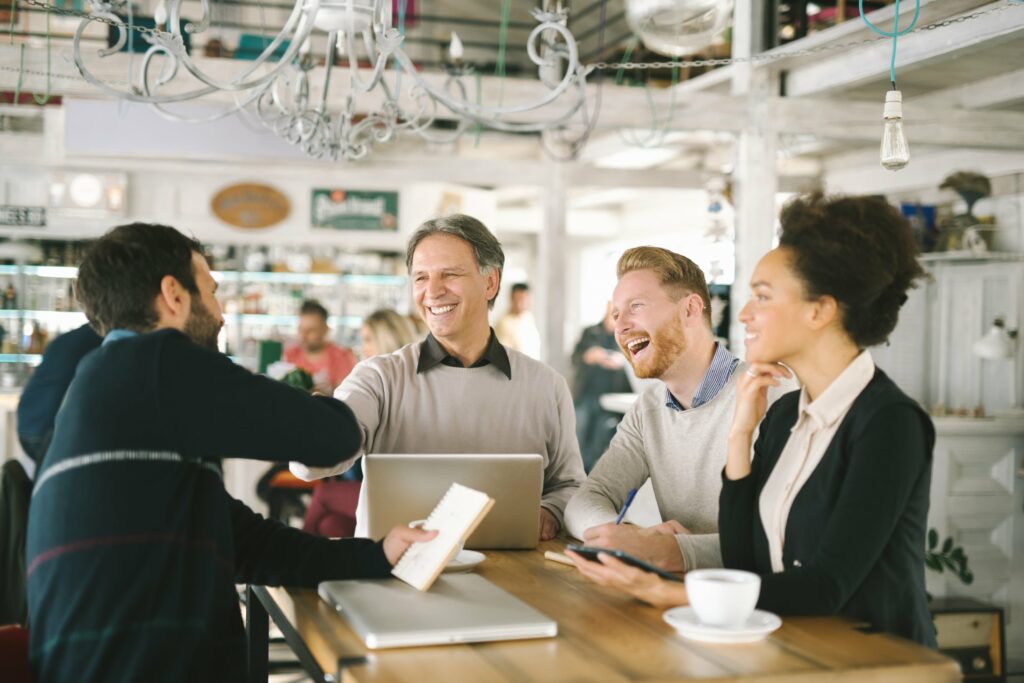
[391,483,495,591]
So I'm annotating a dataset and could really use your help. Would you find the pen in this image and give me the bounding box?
[614,488,638,525]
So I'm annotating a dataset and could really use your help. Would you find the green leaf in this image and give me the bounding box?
[925,556,943,572]
[963,571,974,585]
[928,529,939,550]
[951,547,965,561]
[942,537,953,554]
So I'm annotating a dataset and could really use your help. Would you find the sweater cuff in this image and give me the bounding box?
[327,537,393,579]
[720,468,754,489]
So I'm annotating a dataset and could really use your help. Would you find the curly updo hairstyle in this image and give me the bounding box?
[778,192,926,348]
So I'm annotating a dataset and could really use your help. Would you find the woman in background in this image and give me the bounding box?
[360,309,418,359]
[568,193,936,646]
[303,309,418,537]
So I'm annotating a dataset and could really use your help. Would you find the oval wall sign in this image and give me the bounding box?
[211,183,291,229]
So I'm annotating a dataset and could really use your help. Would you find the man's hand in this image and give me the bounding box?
[381,525,438,566]
[582,347,607,365]
[599,352,625,370]
[582,522,686,572]
[539,508,560,541]
[565,549,688,609]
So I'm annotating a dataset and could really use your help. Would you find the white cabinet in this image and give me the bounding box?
[926,418,1024,669]
[874,256,1024,670]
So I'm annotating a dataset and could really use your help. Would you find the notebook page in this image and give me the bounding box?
[391,483,494,591]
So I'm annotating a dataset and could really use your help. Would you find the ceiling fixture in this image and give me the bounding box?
[624,0,735,57]
[859,0,919,171]
[68,0,590,161]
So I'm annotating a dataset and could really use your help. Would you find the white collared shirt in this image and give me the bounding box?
[759,350,875,573]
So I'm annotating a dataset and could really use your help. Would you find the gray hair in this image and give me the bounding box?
[405,214,505,309]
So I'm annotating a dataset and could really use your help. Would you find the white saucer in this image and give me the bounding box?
[442,550,486,573]
[662,607,782,644]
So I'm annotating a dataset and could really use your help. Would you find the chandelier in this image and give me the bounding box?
[68,0,592,160]
[624,0,734,57]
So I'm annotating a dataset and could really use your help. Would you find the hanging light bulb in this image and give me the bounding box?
[153,0,168,27]
[880,90,910,171]
[448,31,464,63]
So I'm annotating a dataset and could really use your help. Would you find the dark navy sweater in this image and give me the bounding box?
[26,329,391,682]
[17,323,102,465]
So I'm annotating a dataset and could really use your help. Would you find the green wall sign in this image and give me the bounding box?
[311,189,398,231]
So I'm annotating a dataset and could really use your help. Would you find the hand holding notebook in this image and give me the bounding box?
[391,483,495,591]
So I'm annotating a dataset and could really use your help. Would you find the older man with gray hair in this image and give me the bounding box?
[291,214,584,540]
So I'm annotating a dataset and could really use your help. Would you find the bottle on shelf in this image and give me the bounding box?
[3,282,16,310]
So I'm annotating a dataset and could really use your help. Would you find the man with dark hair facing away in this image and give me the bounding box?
[25,222,432,683]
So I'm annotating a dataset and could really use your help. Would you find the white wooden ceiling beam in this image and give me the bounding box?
[785,2,1024,97]
[667,0,992,95]
[914,67,1024,109]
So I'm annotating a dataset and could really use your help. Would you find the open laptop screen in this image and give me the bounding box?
[363,453,543,549]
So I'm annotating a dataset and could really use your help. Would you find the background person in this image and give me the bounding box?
[570,303,632,471]
[568,193,935,647]
[304,308,419,538]
[16,323,102,473]
[359,308,418,359]
[494,282,541,359]
[283,299,357,394]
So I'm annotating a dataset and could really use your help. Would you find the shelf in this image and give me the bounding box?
[0,310,88,323]
[0,353,42,365]
[0,266,406,287]
[212,271,406,286]
[920,251,1024,264]
[0,265,79,278]
[227,314,363,327]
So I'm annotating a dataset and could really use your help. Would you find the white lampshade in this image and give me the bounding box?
[973,319,1016,360]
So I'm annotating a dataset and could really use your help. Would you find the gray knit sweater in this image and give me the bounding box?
[290,342,585,534]
[564,372,741,571]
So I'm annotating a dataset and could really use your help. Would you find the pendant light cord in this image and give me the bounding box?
[859,0,920,89]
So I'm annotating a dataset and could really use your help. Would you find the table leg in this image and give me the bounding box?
[246,585,269,683]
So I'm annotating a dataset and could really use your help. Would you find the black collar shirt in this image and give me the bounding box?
[416,330,512,380]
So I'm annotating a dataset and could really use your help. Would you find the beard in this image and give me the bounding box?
[624,313,686,379]
[184,297,223,350]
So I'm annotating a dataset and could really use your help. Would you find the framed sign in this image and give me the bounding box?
[211,183,290,229]
[0,206,46,227]
[311,189,398,231]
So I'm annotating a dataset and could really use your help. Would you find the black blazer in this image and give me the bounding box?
[719,368,936,647]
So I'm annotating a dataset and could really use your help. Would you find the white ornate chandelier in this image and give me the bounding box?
[68,0,592,160]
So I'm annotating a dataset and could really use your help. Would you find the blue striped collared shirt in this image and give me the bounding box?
[665,342,740,412]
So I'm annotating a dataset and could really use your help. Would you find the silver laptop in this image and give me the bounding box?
[319,574,557,649]
[363,453,543,549]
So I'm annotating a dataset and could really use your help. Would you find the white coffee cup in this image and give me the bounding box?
[409,519,463,556]
[685,569,761,628]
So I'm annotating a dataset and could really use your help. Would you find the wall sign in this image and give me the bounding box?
[311,189,398,231]
[0,206,46,227]
[211,183,290,229]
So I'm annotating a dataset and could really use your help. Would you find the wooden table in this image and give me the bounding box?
[246,540,961,683]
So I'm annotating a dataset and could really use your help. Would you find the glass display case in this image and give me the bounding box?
[0,240,410,384]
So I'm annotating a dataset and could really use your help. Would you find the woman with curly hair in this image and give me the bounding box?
[569,193,936,646]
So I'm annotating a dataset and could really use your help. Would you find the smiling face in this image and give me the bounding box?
[611,269,688,379]
[738,248,817,364]
[411,233,498,348]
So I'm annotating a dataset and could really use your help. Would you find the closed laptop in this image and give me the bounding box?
[319,574,558,649]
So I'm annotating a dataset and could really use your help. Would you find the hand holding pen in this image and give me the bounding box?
[614,487,639,525]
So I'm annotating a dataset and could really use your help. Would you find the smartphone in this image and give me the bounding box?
[565,544,684,583]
